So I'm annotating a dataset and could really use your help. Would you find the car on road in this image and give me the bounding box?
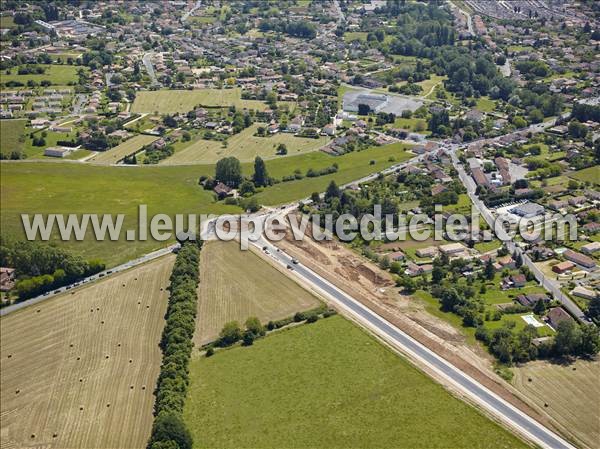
[292,258,299,264]
[286,265,294,270]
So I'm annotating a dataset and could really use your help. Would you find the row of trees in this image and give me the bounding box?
[148,242,201,449]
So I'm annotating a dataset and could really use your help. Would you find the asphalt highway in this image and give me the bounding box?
[254,236,576,449]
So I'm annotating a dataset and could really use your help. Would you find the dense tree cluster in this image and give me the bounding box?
[0,238,104,300]
[148,242,201,449]
[258,19,317,39]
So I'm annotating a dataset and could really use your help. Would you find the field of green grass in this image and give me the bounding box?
[0,143,413,263]
[475,96,496,113]
[0,119,26,156]
[0,163,238,266]
[386,116,428,133]
[343,31,368,42]
[0,15,15,29]
[1,64,82,86]
[22,129,80,159]
[568,166,599,185]
[252,142,414,204]
[184,315,528,449]
[89,134,158,164]
[164,124,328,164]
[131,88,277,113]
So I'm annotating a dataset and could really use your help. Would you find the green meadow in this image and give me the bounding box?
[184,316,528,449]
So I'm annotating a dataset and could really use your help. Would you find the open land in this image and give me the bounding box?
[194,241,320,345]
[512,359,600,449]
[184,315,529,449]
[89,134,158,164]
[0,119,26,156]
[131,88,279,113]
[164,124,328,164]
[0,254,175,449]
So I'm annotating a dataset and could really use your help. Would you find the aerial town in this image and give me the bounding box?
[0,1,599,449]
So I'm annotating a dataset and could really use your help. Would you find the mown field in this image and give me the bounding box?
[513,359,600,449]
[89,134,158,164]
[184,315,528,449]
[0,163,239,267]
[131,88,275,113]
[195,241,319,345]
[1,64,82,86]
[0,119,26,156]
[0,255,175,449]
[164,124,328,164]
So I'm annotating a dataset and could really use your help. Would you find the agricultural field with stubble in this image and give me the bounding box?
[513,359,600,449]
[194,240,320,345]
[89,134,158,164]
[131,88,281,113]
[0,255,175,449]
[184,315,529,449]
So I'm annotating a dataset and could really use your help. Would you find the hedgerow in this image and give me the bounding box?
[148,241,202,449]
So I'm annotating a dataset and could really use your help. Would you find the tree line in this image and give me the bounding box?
[147,241,201,449]
[0,238,104,300]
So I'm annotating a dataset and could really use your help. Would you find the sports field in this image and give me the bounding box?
[0,119,26,156]
[1,64,82,86]
[513,359,600,449]
[194,241,320,345]
[0,163,239,267]
[164,124,328,164]
[131,88,272,113]
[89,134,158,164]
[184,315,528,449]
[0,255,175,449]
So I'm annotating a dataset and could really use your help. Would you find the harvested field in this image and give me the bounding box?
[164,124,328,164]
[131,88,275,113]
[513,359,600,449]
[194,241,320,345]
[89,134,158,164]
[0,255,175,449]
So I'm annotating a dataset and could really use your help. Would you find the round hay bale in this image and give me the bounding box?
[117,343,121,347]
[130,385,134,389]
[106,403,110,407]
[129,359,133,363]
[69,344,74,347]
[36,309,41,313]
[30,434,35,439]
[77,357,81,361]
[101,320,105,324]
[142,385,146,390]
[79,378,83,382]
[15,389,20,394]
[7,354,11,358]
[146,305,150,309]
[53,433,58,438]
[105,355,109,359]
[80,406,84,411]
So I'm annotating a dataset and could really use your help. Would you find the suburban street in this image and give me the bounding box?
[446,121,589,322]
[252,235,576,449]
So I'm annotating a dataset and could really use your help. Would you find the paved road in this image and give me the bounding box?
[447,142,588,322]
[0,244,179,317]
[253,236,575,449]
[142,53,160,86]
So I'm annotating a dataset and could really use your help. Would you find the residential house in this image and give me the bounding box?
[552,261,575,274]
[546,307,574,330]
[563,249,596,269]
[0,267,16,292]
